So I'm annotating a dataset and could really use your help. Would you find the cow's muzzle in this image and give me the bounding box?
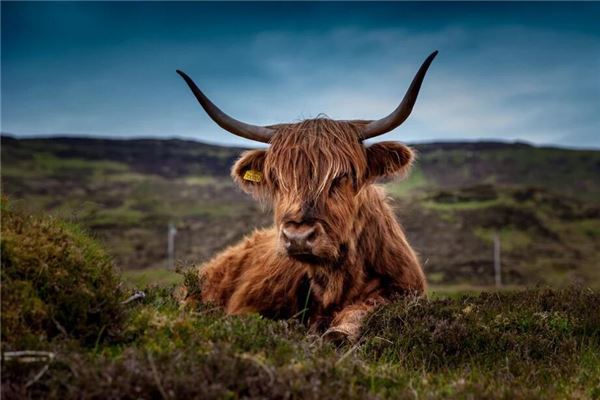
[282,222,320,256]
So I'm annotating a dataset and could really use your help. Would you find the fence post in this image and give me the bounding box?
[493,232,502,287]
[167,222,177,270]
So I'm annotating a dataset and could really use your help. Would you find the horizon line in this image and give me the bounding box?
[1,132,598,152]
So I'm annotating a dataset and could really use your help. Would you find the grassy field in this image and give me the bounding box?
[2,203,599,399]
[6,286,599,399]
[123,266,184,287]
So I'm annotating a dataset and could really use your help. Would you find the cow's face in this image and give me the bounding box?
[178,52,437,264]
[232,119,414,264]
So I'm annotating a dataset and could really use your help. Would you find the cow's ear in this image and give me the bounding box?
[365,141,414,180]
[231,149,268,197]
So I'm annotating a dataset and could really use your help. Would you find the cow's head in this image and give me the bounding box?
[177,51,437,265]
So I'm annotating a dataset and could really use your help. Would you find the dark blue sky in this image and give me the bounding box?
[2,2,599,148]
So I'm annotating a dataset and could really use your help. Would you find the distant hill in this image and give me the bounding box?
[2,135,599,287]
[412,141,600,202]
[0,135,245,178]
[3,135,599,201]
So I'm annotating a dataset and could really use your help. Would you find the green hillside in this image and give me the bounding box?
[1,135,598,287]
[409,142,600,202]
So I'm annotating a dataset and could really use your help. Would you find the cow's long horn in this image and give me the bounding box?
[177,70,275,143]
[360,51,438,140]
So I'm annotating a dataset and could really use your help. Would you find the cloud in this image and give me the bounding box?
[2,7,599,149]
[224,25,600,148]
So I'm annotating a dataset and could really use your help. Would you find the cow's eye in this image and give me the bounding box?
[329,175,348,195]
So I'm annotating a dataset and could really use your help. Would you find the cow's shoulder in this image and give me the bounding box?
[242,227,278,249]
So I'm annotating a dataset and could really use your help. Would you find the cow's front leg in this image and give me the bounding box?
[324,297,386,343]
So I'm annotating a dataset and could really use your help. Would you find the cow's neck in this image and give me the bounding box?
[306,185,410,310]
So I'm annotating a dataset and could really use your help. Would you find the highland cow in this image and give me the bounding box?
[177,51,437,342]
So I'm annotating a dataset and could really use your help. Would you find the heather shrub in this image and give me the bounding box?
[361,288,600,373]
[1,201,125,349]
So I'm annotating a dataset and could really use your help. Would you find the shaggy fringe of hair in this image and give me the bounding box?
[264,118,370,199]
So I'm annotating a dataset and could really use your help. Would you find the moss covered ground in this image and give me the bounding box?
[2,206,599,399]
[3,286,599,399]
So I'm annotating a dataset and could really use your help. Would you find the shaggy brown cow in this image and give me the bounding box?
[177,51,437,342]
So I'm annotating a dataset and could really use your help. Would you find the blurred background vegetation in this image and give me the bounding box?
[2,135,599,289]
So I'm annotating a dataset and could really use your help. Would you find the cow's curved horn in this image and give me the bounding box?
[177,70,275,143]
[360,51,438,140]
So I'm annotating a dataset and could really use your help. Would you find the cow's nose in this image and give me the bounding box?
[282,224,317,253]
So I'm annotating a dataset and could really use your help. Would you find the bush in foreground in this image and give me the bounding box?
[1,201,125,349]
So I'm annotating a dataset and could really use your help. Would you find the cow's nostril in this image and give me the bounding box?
[282,224,317,253]
[282,228,293,242]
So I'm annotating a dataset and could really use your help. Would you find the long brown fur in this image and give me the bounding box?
[187,118,426,342]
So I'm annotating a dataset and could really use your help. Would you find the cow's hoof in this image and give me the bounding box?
[323,325,357,344]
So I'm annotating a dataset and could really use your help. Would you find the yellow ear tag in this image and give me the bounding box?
[243,169,263,183]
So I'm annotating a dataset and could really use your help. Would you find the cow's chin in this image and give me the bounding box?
[288,252,325,265]
[283,241,341,265]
